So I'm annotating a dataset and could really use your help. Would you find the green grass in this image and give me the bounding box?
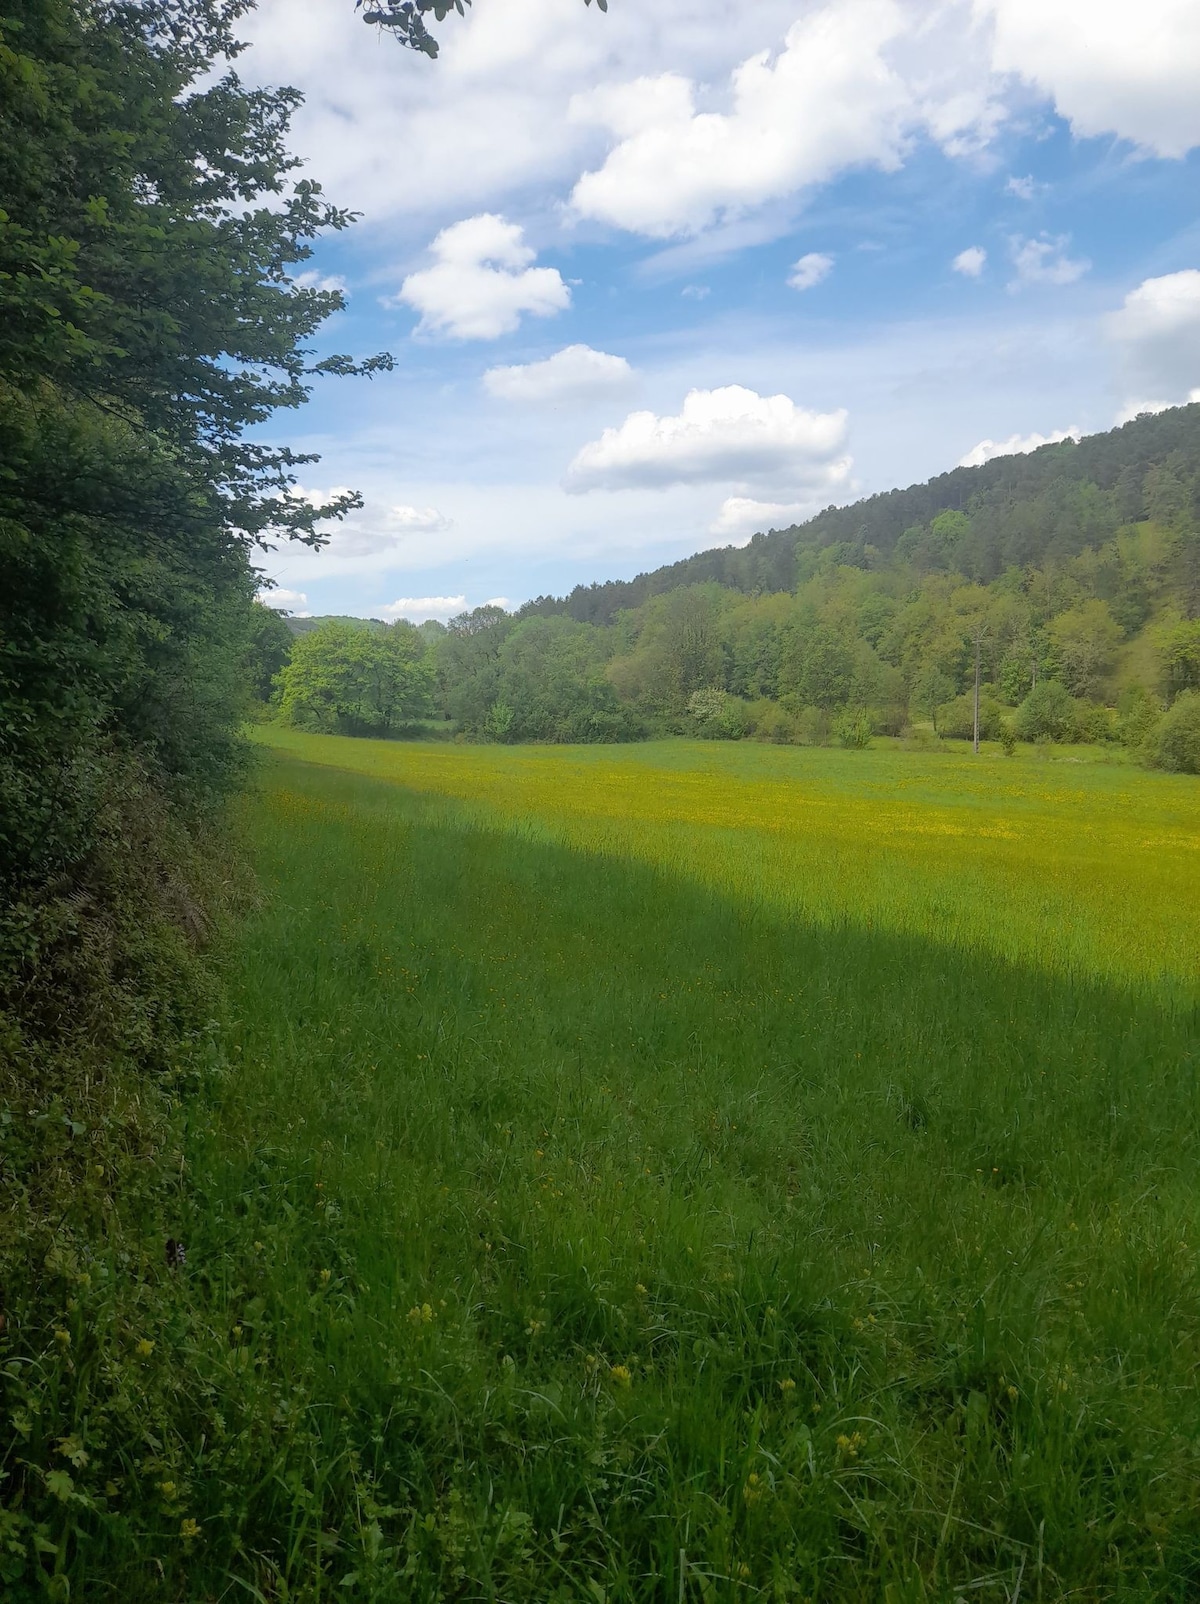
[11,736,1200,1600]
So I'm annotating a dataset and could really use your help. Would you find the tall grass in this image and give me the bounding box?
[11,736,1200,1599]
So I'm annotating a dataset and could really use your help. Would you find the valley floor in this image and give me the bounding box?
[45,735,1200,1598]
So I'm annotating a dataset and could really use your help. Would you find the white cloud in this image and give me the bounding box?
[710,496,815,540]
[483,344,635,402]
[952,246,987,277]
[569,1,980,238]
[257,586,309,614]
[395,214,570,339]
[322,503,452,560]
[958,426,1081,467]
[1105,270,1200,403]
[981,0,1200,159]
[383,505,453,533]
[788,252,834,291]
[566,384,851,493]
[293,269,348,295]
[1004,174,1036,200]
[1114,390,1200,426]
[377,595,468,623]
[1008,233,1089,289]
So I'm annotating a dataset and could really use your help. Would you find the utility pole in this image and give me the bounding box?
[972,627,984,754]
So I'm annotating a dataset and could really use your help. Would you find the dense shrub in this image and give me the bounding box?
[1016,681,1079,742]
[934,692,1007,741]
[1153,690,1200,773]
[687,688,750,739]
[834,707,873,747]
[747,699,804,743]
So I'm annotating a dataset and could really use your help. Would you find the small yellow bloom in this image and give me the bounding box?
[180,1518,201,1541]
[136,1338,155,1358]
[778,1378,796,1393]
[159,1481,177,1501]
[319,1268,331,1283]
[610,1363,632,1388]
[54,1329,71,1348]
[635,1283,648,1296]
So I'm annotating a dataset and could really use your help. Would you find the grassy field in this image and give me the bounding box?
[41,732,1200,1599]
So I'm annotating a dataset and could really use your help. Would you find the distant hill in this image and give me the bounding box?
[518,403,1200,626]
[285,614,386,636]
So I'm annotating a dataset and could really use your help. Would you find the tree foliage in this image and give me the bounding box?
[358,0,606,58]
[269,406,1200,758]
[276,619,433,733]
[1,0,367,1129]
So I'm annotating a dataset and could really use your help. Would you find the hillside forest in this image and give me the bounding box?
[264,403,1200,770]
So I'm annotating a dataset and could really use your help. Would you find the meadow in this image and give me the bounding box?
[34,732,1200,1600]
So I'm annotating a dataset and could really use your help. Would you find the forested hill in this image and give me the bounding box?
[520,403,1200,626]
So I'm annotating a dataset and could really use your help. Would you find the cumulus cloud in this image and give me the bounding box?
[569,3,937,237]
[1004,174,1037,200]
[258,587,309,614]
[483,344,635,402]
[565,385,851,494]
[788,252,834,291]
[952,246,987,277]
[239,0,1200,248]
[958,426,1081,467]
[1114,390,1200,426]
[395,214,570,339]
[981,0,1200,159]
[1105,269,1200,405]
[377,596,466,623]
[710,496,816,540]
[1008,233,1089,289]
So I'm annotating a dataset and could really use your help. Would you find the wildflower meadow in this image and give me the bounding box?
[12,731,1199,1599]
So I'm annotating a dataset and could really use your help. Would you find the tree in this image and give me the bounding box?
[1047,600,1121,699]
[278,620,432,733]
[1157,618,1200,701]
[1016,681,1078,743]
[244,602,296,702]
[1152,690,1200,774]
[2,0,375,1073]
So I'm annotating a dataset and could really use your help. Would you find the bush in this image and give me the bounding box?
[934,693,1006,741]
[687,688,750,739]
[747,699,804,744]
[1016,681,1079,742]
[834,708,873,748]
[1117,685,1162,749]
[1152,690,1200,774]
[871,703,909,737]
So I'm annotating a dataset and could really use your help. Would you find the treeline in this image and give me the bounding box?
[0,2,368,1585]
[268,406,1200,771]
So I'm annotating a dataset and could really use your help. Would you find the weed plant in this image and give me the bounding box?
[6,736,1200,1600]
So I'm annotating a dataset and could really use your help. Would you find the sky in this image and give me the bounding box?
[240,0,1200,622]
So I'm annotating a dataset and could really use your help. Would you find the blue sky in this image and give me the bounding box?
[241,0,1200,621]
